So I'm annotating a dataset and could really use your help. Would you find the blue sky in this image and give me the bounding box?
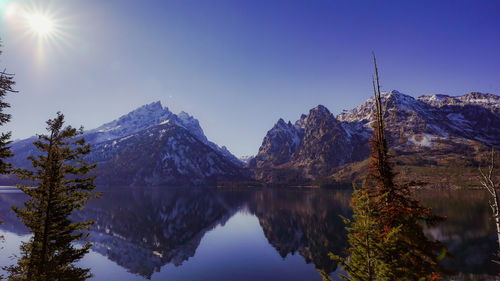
[1,0,499,157]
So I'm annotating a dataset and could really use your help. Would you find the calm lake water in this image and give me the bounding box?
[0,187,498,280]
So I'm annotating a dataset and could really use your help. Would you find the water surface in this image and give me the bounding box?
[0,187,498,280]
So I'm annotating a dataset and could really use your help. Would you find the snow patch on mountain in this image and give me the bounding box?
[337,90,427,123]
[85,101,174,143]
[251,90,500,183]
[6,101,245,186]
[418,92,500,114]
[83,101,243,167]
[408,134,437,148]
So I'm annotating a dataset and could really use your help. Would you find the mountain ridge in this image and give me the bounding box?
[249,90,500,186]
[4,101,246,186]
[3,91,499,187]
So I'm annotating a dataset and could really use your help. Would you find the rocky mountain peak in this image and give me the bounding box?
[383,90,427,111]
[462,91,497,100]
[337,90,430,124]
[142,100,163,110]
[275,118,287,127]
[300,104,336,128]
[309,104,331,116]
[87,101,172,137]
[290,104,353,174]
[176,111,207,143]
[247,117,304,169]
[295,114,307,128]
[249,103,363,179]
[417,91,500,115]
[121,101,171,123]
[458,92,500,112]
[416,94,452,107]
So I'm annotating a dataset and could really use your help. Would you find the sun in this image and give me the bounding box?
[26,13,55,37]
[4,3,59,39]
[2,1,71,63]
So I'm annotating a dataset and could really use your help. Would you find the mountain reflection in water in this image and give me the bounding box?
[0,188,498,280]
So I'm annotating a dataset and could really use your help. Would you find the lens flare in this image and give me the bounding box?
[26,13,55,37]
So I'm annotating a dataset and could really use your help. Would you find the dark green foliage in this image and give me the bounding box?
[0,42,17,174]
[325,54,448,281]
[322,185,401,281]
[0,40,17,281]
[5,113,98,281]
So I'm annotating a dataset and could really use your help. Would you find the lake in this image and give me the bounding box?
[0,187,498,280]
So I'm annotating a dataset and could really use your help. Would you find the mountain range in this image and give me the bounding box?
[248,91,500,187]
[4,102,246,186]
[2,90,499,187]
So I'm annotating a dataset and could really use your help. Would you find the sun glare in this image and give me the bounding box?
[2,1,73,62]
[2,1,69,56]
[26,13,55,37]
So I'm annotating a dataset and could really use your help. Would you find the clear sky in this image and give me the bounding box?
[0,0,499,157]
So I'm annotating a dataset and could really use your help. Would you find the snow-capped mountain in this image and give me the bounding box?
[4,101,245,186]
[89,122,243,186]
[417,92,500,114]
[83,101,175,144]
[83,101,243,167]
[337,90,500,146]
[249,91,500,186]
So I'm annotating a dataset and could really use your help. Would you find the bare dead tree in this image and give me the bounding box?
[479,148,500,262]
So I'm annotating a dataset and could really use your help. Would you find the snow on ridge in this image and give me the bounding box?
[417,94,451,103]
[87,101,203,144]
[81,101,242,166]
[86,101,173,142]
[457,92,500,108]
[417,92,500,110]
[97,125,121,133]
[337,90,424,123]
[429,94,449,101]
[175,111,208,143]
[383,90,422,111]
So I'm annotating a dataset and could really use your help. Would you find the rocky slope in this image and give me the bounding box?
[249,91,500,186]
[4,101,245,186]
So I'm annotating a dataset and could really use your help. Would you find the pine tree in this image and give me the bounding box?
[368,53,448,280]
[0,40,18,281]
[323,185,401,281]
[0,41,17,174]
[5,112,98,281]
[326,54,448,281]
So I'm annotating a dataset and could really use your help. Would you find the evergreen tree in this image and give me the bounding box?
[0,41,17,174]
[326,54,448,281]
[323,185,401,281]
[5,112,98,281]
[0,40,18,280]
[368,54,447,280]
